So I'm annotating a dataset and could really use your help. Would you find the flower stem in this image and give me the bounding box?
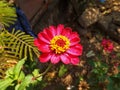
[40,63,52,76]
[34,64,52,79]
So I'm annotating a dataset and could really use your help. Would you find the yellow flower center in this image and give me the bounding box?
[50,35,70,54]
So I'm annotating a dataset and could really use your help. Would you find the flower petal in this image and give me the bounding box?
[69,32,80,40]
[34,38,40,46]
[60,53,70,64]
[38,44,51,52]
[56,24,64,35]
[34,39,50,52]
[50,54,60,64]
[39,53,51,63]
[70,36,80,46]
[43,28,53,40]
[67,44,83,56]
[38,32,50,44]
[61,27,72,37]
[71,57,80,65]
[42,28,52,40]
[49,26,57,36]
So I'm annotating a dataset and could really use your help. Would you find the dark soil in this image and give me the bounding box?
[18,0,120,90]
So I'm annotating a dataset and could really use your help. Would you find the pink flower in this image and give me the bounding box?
[114,62,119,67]
[101,38,114,53]
[34,24,83,65]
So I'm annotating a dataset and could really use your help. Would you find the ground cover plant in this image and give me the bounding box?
[0,0,120,90]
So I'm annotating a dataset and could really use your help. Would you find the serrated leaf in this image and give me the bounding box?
[13,57,26,79]
[17,75,33,90]
[31,76,42,85]
[58,65,67,77]
[0,78,13,90]
[18,71,25,81]
[15,84,20,90]
[5,67,14,78]
[32,69,40,77]
[37,76,42,81]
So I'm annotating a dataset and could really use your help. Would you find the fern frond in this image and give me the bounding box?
[0,30,5,54]
[0,56,18,79]
[0,0,16,27]
[1,29,40,60]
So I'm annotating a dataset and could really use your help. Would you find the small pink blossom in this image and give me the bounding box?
[101,38,114,53]
[34,24,83,65]
[114,62,119,67]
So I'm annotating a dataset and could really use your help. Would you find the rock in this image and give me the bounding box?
[112,12,120,26]
[78,7,101,28]
[97,12,120,30]
[97,15,112,30]
[97,12,120,43]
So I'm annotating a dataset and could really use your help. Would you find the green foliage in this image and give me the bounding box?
[17,75,33,90]
[0,29,4,54]
[0,56,18,78]
[88,59,120,90]
[0,57,26,90]
[0,57,42,90]
[0,29,40,60]
[13,57,26,79]
[32,69,42,85]
[6,57,26,79]
[58,65,68,77]
[0,78,14,90]
[92,61,108,77]
[0,28,40,78]
[0,0,119,90]
[0,0,16,27]
[107,75,120,90]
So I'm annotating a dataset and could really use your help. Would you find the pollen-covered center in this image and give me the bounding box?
[105,42,111,48]
[50,35,70,54]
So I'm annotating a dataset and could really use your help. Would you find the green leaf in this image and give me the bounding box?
[0,1,16,27]
[2,29,40,60]
[58,65,67,77]
[37,76,42,81]
[17,75,33,90]
[31,69,42,85]
[0,78,13,90]
[107,77,114,90]
[18,71,25,81]
[13,57,26,79]
[31,76,42,85]
[5,67,14,78]
[32,69,40,77]
[86,50,95,58]
[15,84,20,90]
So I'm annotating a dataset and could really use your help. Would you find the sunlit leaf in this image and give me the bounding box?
[17,75,33,90]
[58,65,67,77]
